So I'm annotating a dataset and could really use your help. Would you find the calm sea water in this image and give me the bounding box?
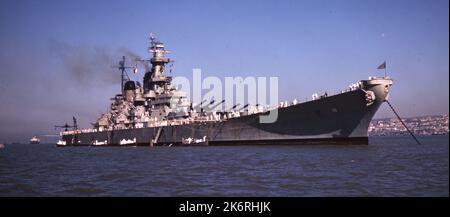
[0,136,448,197]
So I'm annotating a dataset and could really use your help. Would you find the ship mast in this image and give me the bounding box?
[143,33,172,93]
[115,56,134,94]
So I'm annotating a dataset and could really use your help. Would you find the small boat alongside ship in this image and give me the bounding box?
[181,136,208,146]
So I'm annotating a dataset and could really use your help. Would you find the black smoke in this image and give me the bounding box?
[49,40,144,86]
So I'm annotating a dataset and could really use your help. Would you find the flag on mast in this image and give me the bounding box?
[377,61,386,69]
[377,61,387,77]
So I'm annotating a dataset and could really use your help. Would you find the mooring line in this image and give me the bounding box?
[386,100,421,145]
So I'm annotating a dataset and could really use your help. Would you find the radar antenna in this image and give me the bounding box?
[149,32,155,39]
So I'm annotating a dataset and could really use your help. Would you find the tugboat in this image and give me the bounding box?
[30,136,40,144]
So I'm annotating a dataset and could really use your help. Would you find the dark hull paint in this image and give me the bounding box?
[57,137,369,147]
[60,80,389,146]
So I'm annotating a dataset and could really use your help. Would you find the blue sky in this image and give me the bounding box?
[0,0,448,142]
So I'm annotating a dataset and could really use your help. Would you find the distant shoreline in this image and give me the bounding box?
[370,114,448,136]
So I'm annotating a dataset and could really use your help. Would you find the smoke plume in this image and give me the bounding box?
[49,40,145,86]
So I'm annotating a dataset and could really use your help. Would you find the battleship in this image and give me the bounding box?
[57,34,393,147]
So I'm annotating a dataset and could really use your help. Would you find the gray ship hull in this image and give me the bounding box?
[60,78,392,146]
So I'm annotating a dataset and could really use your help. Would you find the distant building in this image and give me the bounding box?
[369,115,449,136]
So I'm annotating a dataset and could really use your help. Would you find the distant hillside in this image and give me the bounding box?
[369,114,449,136]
